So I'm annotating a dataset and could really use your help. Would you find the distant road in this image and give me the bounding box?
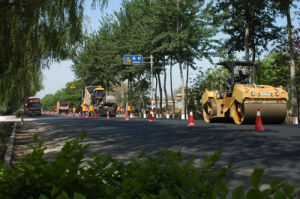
[14,115,300,188]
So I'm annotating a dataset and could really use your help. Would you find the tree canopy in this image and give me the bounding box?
[0,0,106,115]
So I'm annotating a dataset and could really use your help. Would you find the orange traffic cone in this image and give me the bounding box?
[85,112,88,118]
[125,111,129,121]
[106,111,110,119]
[187,110,195,126]
[148,109,154,123]
[255,109,264,131]
[94,111,97,118]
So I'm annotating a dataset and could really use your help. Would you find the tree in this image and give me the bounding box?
[0,0,107,115]
[41,80,84,112]
[272,0,299,124]
[216,0,280,65]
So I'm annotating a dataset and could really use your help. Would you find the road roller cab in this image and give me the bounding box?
[202,61,288,124]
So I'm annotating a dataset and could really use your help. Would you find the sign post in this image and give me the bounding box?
[123,54,153,119]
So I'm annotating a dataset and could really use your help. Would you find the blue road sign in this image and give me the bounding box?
[123,55,143,65]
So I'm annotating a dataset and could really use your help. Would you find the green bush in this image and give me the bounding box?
[0,130,299,199]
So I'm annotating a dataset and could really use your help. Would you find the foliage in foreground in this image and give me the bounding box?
[0,131,299,199]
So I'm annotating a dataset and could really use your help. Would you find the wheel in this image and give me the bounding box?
[232,101,245,125]
[203,98,217,123]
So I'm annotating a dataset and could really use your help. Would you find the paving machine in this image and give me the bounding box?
[202,61,288,124]
[57,100,69,114]
[83,86,117,117]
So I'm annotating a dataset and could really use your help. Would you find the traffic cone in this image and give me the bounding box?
[148,109,154,123]
[94,111,97,118]
[255,109,264,131]
[73,113,75,118]
[85,112,88,118]
[106,111,110,119]
[187,110,195,126]
[125,111,129,121]
[79,112,81,118]
[21,113,24,125]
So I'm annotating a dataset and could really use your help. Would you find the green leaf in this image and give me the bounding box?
[33,133,38,142]
[39,194,49,199]
[159,189,175,199]
[73,192,87,199]
[22,162,35,171]
[250,168,265,189]
[55,191,71,199]
[246,189,261,199]
[51,186,60,197]
[232,186,245,199]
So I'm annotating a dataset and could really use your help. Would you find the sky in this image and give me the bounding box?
[34,0,299,99]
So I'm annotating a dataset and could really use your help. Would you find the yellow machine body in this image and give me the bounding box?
[202,84,288,124]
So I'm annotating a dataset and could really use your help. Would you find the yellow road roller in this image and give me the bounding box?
[202,61,288,124]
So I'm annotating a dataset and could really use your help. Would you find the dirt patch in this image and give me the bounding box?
[0,122,14,160]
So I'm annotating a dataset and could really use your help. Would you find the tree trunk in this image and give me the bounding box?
[245,24,250,75]
[179,58,185,120]
[286,2,298,124]
[138,76,146,118]
[177,0,185,119]
[158,73,163,118]
[155,74,158,117]
[252,44,256,83]
[170,59,175,119]
[126,79,129,114]
[163,60,169,119]
[121,81,124,113]
[185,62,189,117]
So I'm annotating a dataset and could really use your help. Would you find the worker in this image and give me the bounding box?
[235,70,248,84]
[117,105,121,116]
[83,104,88,115]
[72,107,76,113]
[89,105,94,117]
[127,105,131,117]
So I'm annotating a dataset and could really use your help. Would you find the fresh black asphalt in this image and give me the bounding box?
[19,115,300,189]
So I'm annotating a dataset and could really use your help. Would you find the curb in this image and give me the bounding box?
[4,122,17,165]
[0,115,17,121]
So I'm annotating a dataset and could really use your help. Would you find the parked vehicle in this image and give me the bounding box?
[24,98,41,116]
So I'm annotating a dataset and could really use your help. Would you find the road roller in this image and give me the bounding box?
[202,61,288,124]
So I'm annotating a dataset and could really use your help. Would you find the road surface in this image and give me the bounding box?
[13,115,300,189]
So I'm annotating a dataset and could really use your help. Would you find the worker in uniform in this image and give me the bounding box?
[72,107,76,113]
[117,105,121,116]
[89,105,94,117]
[127,105,131,117]
[83,104,88,116]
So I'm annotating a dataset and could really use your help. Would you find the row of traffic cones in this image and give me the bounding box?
[42,108,264,131]
[146,108,264,131]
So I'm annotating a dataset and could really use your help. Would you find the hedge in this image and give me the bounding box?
[0,130,299,199]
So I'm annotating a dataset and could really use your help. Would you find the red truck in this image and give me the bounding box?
[24,98,41,116]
